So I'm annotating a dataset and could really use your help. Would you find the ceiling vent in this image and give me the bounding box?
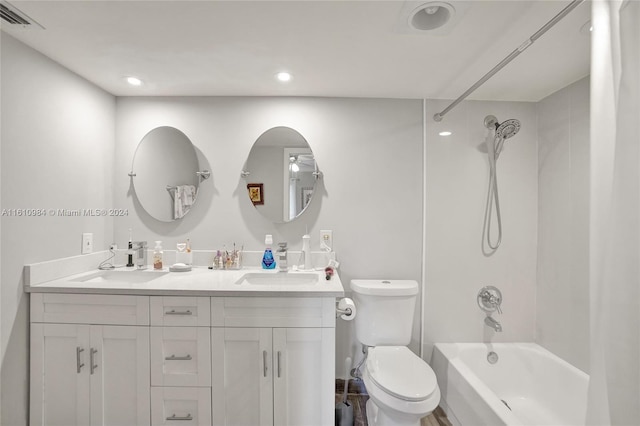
[0,1,43,28]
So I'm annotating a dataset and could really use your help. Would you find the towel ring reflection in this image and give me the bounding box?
[166,185,177,201]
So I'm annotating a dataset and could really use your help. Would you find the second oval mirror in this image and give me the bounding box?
[243,127,319,223]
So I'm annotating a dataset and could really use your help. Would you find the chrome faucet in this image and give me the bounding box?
[478,286,503,332]
[132,241,147,269]
[277,242,288,271]
[484,315,502,332]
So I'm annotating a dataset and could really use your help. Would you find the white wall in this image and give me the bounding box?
[536,77,590,372]
[0,34,115,425]
[114,97,425,368]
[423,99,539,358]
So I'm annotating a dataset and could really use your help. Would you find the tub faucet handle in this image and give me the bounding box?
[477,285,503,314]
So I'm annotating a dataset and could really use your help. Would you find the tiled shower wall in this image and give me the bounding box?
[423,99,539,357]
[536,77,590,373]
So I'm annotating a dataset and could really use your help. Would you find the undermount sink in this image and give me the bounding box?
[71,270,169,284]
[235,272,319,286]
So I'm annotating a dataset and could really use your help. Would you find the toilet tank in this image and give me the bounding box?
[351,280,419,346]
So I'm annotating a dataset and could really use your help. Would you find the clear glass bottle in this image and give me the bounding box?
[153,241,163,270]
[185,238,193,265]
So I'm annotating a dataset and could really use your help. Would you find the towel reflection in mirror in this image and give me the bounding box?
[168,184,196,219]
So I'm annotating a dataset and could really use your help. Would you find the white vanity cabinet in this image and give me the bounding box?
[30,294,150,426]
[28,284,339,426]
[211,297,335,426]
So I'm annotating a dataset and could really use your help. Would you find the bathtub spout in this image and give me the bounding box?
[485,315,502,332]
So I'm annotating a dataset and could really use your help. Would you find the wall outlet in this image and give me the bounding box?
[82,233,93,254]
[320,230,333,251]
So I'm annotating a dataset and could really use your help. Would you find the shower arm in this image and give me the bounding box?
[433,0,584,123]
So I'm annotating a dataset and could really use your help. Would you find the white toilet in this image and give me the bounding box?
[351,279,440,426]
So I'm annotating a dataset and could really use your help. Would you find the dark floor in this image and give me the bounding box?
[334,379,452,426]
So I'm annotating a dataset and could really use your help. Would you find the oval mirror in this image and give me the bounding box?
[243,126,319,223]
[131,126,203,222]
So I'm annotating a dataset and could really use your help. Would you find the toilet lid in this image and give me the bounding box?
[366,346,438,402]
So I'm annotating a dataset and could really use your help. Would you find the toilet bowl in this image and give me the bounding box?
[350,279,441,426]
[362,346,440,426]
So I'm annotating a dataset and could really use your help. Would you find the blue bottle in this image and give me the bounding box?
[262,234,276,269]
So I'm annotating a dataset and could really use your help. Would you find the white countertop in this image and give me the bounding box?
[24,266,345,298]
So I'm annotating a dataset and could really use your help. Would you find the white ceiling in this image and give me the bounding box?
[1,0,591,101]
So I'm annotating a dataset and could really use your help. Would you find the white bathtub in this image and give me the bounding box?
[431,343,588,426]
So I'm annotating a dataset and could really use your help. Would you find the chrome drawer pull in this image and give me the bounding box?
[277,351,282,378]
[165,354,192,361]
[166,414,193,421]
[263,350,268,377]
[76,347,85,373]
[165,309,193,316]
[90,348,98,375]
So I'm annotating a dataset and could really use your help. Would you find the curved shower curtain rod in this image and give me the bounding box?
[433,0,585,123]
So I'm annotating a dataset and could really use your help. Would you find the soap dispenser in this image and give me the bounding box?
[153,241,163,270]
[262,234,276,269]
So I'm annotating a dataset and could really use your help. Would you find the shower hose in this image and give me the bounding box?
[484,135,503,250]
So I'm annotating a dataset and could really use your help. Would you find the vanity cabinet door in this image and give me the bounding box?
[211,327,334,426]
[90,325,150,426]
[30,323,91,426]
[30,324,150,426]
[211,328,273,426]
[272,328,334,426]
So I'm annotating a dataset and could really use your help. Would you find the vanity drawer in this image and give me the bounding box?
[214,297,336,328]
[151,327,211,387]
[151,297,210,327]
[151,387,211,426]
[30,293,149,325]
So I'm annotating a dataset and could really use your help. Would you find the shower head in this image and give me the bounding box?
[495,119,521,140]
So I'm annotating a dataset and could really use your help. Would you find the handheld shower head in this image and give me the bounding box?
[495,119,521,140]
[493,118,521,160]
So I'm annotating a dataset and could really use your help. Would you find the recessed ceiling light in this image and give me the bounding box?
[126,76,143,86]
[276,72,292,82]
[439,131,452,136]
[409,2,455,31]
